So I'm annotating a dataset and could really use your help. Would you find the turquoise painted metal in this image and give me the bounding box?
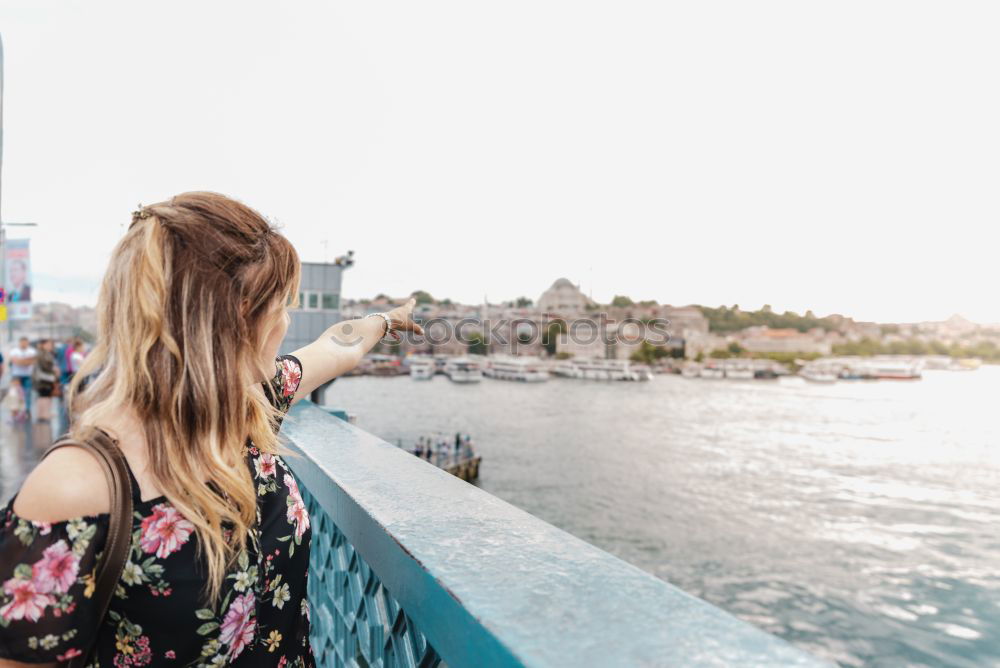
[300,489,440,666]
[281,401,831,667]
[315,406,352,423]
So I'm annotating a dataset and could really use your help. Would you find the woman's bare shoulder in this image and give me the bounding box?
[12,446,111,522]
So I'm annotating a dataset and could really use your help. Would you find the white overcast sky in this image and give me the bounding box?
[1,1,997,323]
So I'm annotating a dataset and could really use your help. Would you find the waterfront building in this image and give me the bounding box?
[843,320,883,342]
[537,277,593,316]
[489,318,546,357]
[556,320,612,359]
[683,331,733,359]
[739,326,833,355]
[660,305,710,337]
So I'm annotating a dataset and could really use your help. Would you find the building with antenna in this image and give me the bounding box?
[280,251,353,354]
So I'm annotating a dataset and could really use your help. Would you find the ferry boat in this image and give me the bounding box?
[863,360,922,380]
[369,354,402,377]
[681,363,701,378]
[554,358,647,381]
[922,355,953,371]
[801,367,837,383]
[444,357,483,383]
[550,360,582,378]
[483,356,549,382]
[723,362,754,380]
[408,356,436,380]
[699,365,725,379]
[630,364,654,381]
[683,359,787,380]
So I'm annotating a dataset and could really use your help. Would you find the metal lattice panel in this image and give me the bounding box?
[302,487,443,668]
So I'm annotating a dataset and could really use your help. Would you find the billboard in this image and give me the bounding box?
[4,238,32,320]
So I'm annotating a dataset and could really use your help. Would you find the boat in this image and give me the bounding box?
[408,356,436,380]
[444,357,483,383]
[630,364,654,381]
[921,355,953,370]
[681,363,701,378]
[800,366,837,383]
[369,354,402,377]
[699,365,725,379]
[482,356,549,382]
[723,362,754,380]
[550,360,582,378]
[863,360,922,380]
[561,358,647,381]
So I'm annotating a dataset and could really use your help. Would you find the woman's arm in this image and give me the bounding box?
[289,298,423,404]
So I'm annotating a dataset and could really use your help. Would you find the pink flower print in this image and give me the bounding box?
[280,359,301,398]
[57,648,83,662]
[219,592,256,660]
[133,636,152,665]
[255,453,277,479]
[283,474,310,539]
[32,540,80,594]
[140,504,195,559]
[287,502,309,540]
[164,650,176,659]
[0,577,51,622]
[32,521,52,536]
[284,472,302,502]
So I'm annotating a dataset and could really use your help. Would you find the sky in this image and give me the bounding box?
[1,1,997,324]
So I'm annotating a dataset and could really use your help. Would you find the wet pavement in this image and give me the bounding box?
[0,394,71,506]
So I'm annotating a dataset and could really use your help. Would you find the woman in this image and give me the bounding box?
[0,192,422,666]
[63,337,87,393]
[31,339,58,423]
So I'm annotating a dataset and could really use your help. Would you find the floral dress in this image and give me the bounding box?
[0,355,314,667]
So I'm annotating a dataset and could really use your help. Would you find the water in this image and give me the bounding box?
[324,368,1000,667]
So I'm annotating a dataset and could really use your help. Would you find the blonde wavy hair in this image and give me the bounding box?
[68,191,301,605]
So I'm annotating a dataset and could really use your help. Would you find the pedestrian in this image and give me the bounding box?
[55,338,70,385]
[0,192,425,665]
[67,337,88,391]
[32,339,59,423]
[7,336,36,416]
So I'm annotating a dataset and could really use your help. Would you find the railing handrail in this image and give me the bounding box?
[282,401,828,667]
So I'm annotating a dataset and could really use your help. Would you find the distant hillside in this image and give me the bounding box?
[697,305,842,333]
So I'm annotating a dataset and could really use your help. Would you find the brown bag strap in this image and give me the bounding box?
[42,427,133,668]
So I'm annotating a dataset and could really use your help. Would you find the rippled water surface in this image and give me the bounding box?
[325,367,1000,667]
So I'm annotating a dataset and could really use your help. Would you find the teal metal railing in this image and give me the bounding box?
[281,401,829,668]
